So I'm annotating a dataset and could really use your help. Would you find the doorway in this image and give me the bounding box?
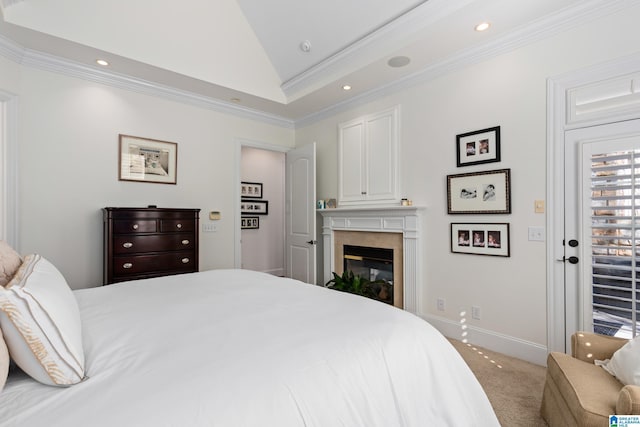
[236,141,317,283]
[548,55,640,352]
[563,120,640,343]
[240,146,286,276]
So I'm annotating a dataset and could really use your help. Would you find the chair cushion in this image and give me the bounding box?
[547,352,622,426]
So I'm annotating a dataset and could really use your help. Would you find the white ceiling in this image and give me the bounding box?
[0,0,621,122]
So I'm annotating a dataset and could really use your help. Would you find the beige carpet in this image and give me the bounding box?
[449,338,548,426]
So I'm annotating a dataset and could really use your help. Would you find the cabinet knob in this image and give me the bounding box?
[176,223,182,229]
[132,224,139,230]
[181,239,189,245]
[122,242,133,248]
[181,258,190,264]
[123,262,133,269]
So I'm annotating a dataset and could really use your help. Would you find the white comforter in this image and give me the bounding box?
[0,269,498,426]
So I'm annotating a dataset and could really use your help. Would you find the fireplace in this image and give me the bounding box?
[320,206,421,313]
[344,245,394,305]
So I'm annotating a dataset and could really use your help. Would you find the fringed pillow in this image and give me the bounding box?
[0,241,22,287]
[0,254,85,386]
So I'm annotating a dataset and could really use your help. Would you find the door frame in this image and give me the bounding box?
[234,138,290,269]
[0,90,19,248]
[547,53,640,352]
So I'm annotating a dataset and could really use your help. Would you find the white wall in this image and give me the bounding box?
[0,58,294,289]
[296,5,640,357]
[241,146,285,275]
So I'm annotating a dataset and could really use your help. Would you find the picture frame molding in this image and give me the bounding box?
[118,134,177,184]
[456,126,501,167]
[450,222,510,257]
[447,168,511,214]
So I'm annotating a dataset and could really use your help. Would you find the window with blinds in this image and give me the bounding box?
[591,150,640,338]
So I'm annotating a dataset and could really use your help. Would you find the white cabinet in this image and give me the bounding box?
[338,106,399,205]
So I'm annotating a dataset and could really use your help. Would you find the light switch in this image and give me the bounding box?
[202,223,217,232]
[528,226,545,241]
[534,200,545,213]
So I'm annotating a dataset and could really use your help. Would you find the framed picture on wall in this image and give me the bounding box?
[119,134,177,184]
[241,200,269,215]
[241,216,259,229]
[456,126,501,167]
[241,182,263,199]
[451,223,510,257]
[447,168,511,214]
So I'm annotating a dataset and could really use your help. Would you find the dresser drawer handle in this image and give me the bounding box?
[181,258,189,264]
[123,262,133,269]
[176,223,183,229]
[181,239,189,245]
[132,224,139,230]
[122,242,133,248]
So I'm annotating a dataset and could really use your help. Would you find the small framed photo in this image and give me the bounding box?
[241,182,263,199]
[456,126,500,167]
[119,134,177,184]
[241,216,259,229]
[451,223,510,257]
[241,200,269,215]
[447,168,511,214]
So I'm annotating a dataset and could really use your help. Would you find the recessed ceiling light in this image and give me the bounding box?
[342,85,352,91]
[96,59,109,66]
[387,56,411,68]
[475,22,491,32]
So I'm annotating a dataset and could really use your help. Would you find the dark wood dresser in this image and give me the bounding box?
[103,207,200,285]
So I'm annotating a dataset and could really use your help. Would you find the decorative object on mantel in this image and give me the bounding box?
[325,270,391,304]
[450,223,510,257]
[118,134,177,184]
[325,198,337,209]
[456,126,501,167]
[447,168,511,214]
[240,182,263,199]
[401,198,413,206]
[241,200,268,215]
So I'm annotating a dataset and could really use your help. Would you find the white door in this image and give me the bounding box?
[564,119,640,347]
[285,143,316,284]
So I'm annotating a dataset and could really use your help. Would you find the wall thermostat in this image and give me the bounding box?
[209,211,221,220]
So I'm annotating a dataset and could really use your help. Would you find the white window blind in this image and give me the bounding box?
[591,150,640,338]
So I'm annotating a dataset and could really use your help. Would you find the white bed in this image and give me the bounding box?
[0,268,499,426]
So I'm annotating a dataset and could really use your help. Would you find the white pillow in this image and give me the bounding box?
[0,254,85,386]
[601,335,640,386]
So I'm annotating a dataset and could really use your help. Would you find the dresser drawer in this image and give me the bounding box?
[113,219,157,234]
[113,251,196,276]
[160,219,195,232]
[113,234,195,254]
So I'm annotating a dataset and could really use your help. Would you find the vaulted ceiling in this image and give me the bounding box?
[0,0,621,122]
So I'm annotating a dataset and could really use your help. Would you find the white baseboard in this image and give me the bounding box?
[422,313,549,366]
[262,268,285,277]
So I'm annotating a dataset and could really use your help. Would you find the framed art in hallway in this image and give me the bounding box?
[456,126,500,167]
[447,168,511,214]
[241,200,268,215]
[241,182,263,199]
[119,134,177,184]
[241,216,259,229]
[451,223,510,257]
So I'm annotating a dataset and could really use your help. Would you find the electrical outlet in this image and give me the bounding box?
[437,298,445,311]
[472,306,481,320]
[528,226,545,241]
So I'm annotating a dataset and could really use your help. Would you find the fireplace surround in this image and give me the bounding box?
[320,206,422,314]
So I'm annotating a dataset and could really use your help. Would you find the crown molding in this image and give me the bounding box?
[295,0,632,127]
[0,34,295,129]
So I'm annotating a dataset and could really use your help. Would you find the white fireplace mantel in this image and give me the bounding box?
[319,206,423,314]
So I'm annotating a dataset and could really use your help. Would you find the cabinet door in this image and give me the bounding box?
[338,120,366,203]
[366,110,397,201]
